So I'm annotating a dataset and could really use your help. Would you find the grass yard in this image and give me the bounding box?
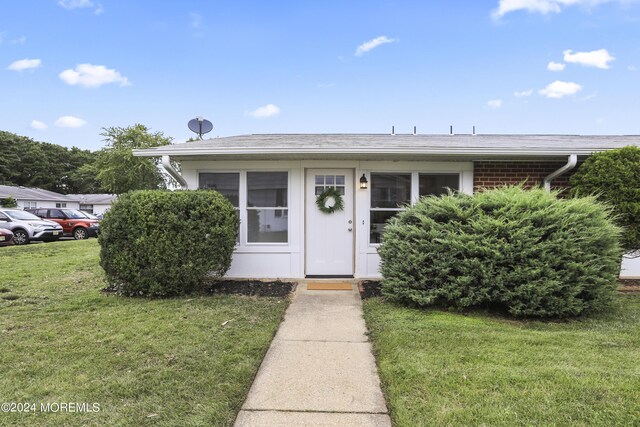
[0,240,288,426]
[363,297,640,426]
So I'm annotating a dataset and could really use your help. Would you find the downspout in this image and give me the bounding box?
[162,155,188,190]
[542,154,578,191]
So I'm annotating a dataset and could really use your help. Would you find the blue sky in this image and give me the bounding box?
[1,0,639,150]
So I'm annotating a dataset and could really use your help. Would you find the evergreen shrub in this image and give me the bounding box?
[99,190,238,297]
[570,146,640,253]
[378,186,621,317]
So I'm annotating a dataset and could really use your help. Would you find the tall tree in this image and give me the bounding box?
[0,130,104,193]
[94,124,172,194]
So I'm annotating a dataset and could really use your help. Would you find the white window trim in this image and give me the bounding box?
[197,169,290,248]
[367,170,463,248]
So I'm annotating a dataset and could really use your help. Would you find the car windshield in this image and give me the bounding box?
[65,210,90,219]
[5,210,42,221]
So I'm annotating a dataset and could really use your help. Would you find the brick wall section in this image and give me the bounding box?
[473,160,577,193]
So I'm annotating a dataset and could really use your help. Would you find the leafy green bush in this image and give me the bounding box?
[378,186,621,318]
[570,146,640,253]
[99,190,238,297]
[0,196,17,208]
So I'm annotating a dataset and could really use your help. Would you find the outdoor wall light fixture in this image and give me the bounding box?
[359,174,368,190]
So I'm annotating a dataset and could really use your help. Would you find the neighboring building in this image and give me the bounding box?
[0,185,115,215]
[67,194,117,215]
[0,185,79,210]
[133,133,640,279]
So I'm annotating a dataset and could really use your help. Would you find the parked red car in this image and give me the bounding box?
[0,228,14,246]
[26,208,100,240]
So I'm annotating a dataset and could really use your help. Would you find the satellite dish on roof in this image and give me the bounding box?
[188,117,213,139]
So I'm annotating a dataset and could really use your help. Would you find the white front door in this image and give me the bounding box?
[305,169,354,276]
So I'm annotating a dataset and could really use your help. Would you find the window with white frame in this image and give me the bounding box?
[23,201,37,209]
[247,172,288,243]
[369,172,461,244]
[55,202,67,208]
[79,204,94,214]
[370,173,411,244]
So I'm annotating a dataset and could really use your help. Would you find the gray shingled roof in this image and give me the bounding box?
[0,185,74,202]
[0,186,117,204]
[133,134,640,160]
[67,194,117,204]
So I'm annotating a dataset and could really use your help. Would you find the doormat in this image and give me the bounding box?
[307,282,353,291]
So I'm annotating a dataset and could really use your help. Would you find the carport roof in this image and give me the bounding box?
[133,133,640,160]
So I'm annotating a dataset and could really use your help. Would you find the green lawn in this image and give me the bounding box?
[363,297,640,426]
[0,240,288,426]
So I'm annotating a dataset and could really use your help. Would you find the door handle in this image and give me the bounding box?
[348,228,353,232]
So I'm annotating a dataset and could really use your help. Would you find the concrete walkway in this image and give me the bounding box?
[235,282,391,427]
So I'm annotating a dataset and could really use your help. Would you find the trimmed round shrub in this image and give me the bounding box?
[570,145,640,253]
[99,190,239,297]
[378,186,622,318]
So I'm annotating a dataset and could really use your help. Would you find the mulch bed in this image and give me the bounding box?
[359,280,382,300]
[203,280,296,297]
[619,279,640,294]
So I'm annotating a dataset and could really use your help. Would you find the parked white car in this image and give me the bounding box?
[0,209,64,245]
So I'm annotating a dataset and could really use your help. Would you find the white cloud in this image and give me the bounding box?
[317,82,336,88]
[59,63,130,88]
[539,80,583,98]
[10,36,26,45]
[246,104,281,118]
[30,120,48,130]
[563,49,615,69]
[54,116,87,128]
[514,89,533,97]
[7,58,42,72]
[190,12,203,29]
[628,65,638,71]
[492,0,629,19]
[487,99,503,108]
[355,36,396,57]
[58,0,103,14]
[547,61,566,71]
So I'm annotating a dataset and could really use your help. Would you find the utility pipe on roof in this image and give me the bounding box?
[542,154,577,191]
[162,155,188,190]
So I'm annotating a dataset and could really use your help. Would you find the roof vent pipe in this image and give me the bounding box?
[472,126,476,135]
[449,125,453,135]
[391,126,395,135]
[413,126,417,135]
[543,154,577,191]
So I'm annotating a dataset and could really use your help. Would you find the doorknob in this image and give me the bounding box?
[348,228,353,232]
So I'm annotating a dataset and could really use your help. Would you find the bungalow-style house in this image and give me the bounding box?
[0,185,79,210]
[0,185,116,215]
[133,133,640,279]
[66,194,117,215]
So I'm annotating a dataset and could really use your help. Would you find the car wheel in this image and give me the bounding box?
[13,229,29,245]
[73,227,89,240]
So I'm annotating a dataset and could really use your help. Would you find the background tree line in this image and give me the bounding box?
[0,124,173,195]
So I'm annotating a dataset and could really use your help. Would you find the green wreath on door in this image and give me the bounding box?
[316,187,344,214]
